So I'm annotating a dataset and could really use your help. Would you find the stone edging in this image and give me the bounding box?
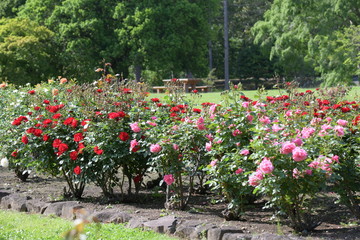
[0,191,304,240]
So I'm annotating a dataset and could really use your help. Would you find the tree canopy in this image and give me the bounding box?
[0,18,55,85]
[0,0,357,86]
[252,0,360,85]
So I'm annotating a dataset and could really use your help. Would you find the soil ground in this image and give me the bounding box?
[0,167,359,239]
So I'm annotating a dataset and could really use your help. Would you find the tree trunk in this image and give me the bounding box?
[135,65,142,82]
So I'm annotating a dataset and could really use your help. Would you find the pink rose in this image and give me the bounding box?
[336,119,348,126]
[173,144,179,151]
[272,124,284,132]
[130,139,139,151]
[259,116,271,124]
[246,114,254,122]
[332,155,339,163]
[248,171,263,186]
[235,168,243,174]
[150,144,162,153]
[206,134,214,141]
[292,168,300,178]
[242,102,249,108]
[163,174,175,185]
[130,122,141,132]
[210,159,218,167]
[280,142,296,154]
[232,129,242,136]
[292,138,303,146]
[205,142,212,152]
[301,127,315,138]
[259,158,274,174]
[197,123,206,130]
[240,149,250,155]
[333,125,345,136]
[146,121,157,126]
[292,147,308,162]
[321,124,332,131]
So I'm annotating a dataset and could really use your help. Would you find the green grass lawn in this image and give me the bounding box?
[0,210,177,240]
[147,86,360,104]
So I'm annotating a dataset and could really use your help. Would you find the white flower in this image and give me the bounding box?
[1,158,9,168]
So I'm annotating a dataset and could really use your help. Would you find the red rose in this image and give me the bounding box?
[81,119,91,126]
[43,100,50,104]
[70,151,78,161]
[21,135,28,144]
[78,142,85,153]
[58,143,69,153]
[341,107,351,113]
[74,133,84,142]
[117,111,125,118]
[322,100,330,105]
[28,90,36,95]
[11,119,21,126]
[353,115,360,125]
[193,108,201,113]
[43,134,50,141]
[64,117,78,128]
[52,113,62,119]
[118,132,130,141]
[108,112,120,119]
[33,129,43,137]
[26,128,35,134]
[170,107,180,112]
[42,119,52,127]
[151,98,160,102]
[96,89,103,93]
[52,139,62,148]
[46,105,60,113]
[122,88,132,94]
[73,166,81,175]
[192,89,198,93]
[133,175,142,183]
[11,150,18,157]
[131,146,140,153]
[94,146,103,155]
[34,106,41,111]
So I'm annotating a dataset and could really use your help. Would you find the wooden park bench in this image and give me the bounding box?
[152,85,211,93]
[152,86,167,93]
[192,86,211,92]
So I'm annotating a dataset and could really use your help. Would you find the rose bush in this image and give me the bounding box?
[1,78,359,232]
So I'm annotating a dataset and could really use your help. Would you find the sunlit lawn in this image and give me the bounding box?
[0,210,177,240]
[147,86,360,104]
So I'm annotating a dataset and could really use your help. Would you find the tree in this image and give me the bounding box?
[309,25,360,86]
[0,0,26,18]
[19,0,127,82]
[0,18,55,85]
[252,0,360,85]
[210,0,278,82]
[114,0,221,81]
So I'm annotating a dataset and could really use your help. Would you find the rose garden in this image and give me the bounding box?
[0,75,359,238]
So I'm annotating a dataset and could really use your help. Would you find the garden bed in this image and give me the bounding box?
[1,167,359,240]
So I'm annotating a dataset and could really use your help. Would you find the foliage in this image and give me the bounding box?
[252,0,360,85]
[114,0,220,80]
[0,18,55,85]
[2,79,360,232]
[0,0,26,18]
